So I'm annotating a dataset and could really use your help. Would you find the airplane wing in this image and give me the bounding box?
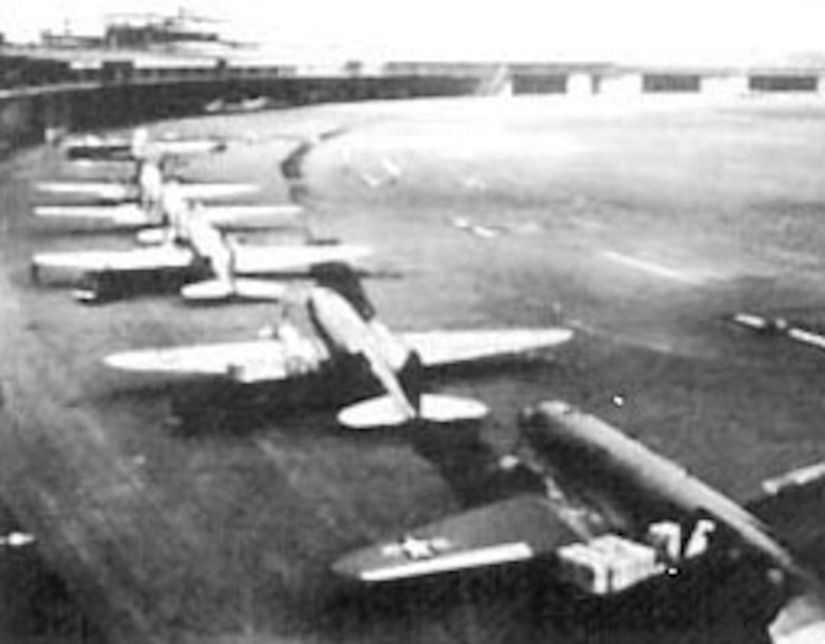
[34,203,302,231]
[35,181,134,202]
[199,204,304,230]
[32,245,194,274]
[233,243,373,275]
[105,337,328,384]
[401,328,574,368]
[746,462,825,560]
[332,494,579,582]
[63,136,133,161]
[34,203,151,226]
[153,139,226,157]
[177,183,260,201]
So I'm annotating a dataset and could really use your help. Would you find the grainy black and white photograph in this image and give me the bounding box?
[2,1,825,643]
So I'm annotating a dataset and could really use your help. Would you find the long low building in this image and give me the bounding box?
[5,43,825,99]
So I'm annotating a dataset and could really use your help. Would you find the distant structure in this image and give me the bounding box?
[40,28,103,50]
[102,10,222,50]
[38,9,237,52]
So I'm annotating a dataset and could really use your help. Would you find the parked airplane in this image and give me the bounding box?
[334,400,825,643]
[732,313,825,352]
[36,157,259,206]
[31,197,370,304]
[60,127,228,162]
[34,177,304,240]
[104,264,573,428]
[204,96,272,115]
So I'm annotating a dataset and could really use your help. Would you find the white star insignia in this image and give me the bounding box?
[382,535,451,560]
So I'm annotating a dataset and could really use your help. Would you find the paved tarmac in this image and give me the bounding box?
[4,96,825,642]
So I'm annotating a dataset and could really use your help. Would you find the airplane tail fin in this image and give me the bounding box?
[131,127,149,158]
[311,262,375,320]
[397,349,424,410]
[337,394,488,430]
[181,277,287,304]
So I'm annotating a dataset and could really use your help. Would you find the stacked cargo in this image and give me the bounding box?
[557,534,663,595]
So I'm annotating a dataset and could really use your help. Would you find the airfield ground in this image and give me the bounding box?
[3,96,825,642]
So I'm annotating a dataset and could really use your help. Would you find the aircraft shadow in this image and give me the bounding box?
[323,549,781,644]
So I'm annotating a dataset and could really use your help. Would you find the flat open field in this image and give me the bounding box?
[4,95,825,643]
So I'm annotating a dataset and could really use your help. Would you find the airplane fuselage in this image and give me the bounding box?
[519,402,805,579]
[307,286,416,418]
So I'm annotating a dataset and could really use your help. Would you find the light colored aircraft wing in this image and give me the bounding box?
[34,203,150,226]
[105,337,326,384]
[177,183,260,201]
[153,139,225,157]
[234,243,372,275]
[332,494,578,582]
[63,136,133,161]
[32,245,194,273]
[200,204,304,230]
[401,328,574,368]
[747,461,825,559]
[35,181,133,202]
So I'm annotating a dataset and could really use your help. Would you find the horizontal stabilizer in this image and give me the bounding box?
[181,278,288,303]
[337,393,488,430]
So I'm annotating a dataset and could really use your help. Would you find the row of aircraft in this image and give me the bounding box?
[33,127,573,429]
[35,126,825,642]
[34,134,372,303]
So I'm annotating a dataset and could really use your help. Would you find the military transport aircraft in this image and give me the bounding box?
[34,174,304,241]
[60,127,228,162]
[104,264,573,429]
[334,400,825,643]
[35,157,259,207]
[31,195,370,304]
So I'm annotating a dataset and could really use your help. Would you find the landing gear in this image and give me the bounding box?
[73,272,118,304]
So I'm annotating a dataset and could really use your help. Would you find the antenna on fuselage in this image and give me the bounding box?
[397,349,424,412]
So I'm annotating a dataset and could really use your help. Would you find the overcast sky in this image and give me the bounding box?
[3,0,825,63]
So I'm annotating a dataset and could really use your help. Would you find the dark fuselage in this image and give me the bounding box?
[518,401,804,578]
